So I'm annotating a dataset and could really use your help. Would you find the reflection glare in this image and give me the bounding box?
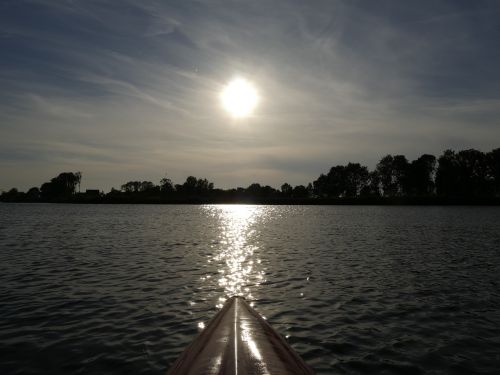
[203,205,266,307]
[241,319,271,375]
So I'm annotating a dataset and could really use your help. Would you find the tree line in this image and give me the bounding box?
[1,147,499,204]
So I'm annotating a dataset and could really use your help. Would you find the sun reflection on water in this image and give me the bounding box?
[203,205,266,308]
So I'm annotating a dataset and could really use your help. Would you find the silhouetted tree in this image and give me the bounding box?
[120,180,159,194]
[121,181,140,193]
[140,181,157,193]
[326,165,346,197]
[436,150,459,196]
[160,176,175,194]
[292,185,308,198]
[361,171,381,197]
[195,178,214,194]
[181,176,198,195]
[0,188,22,202]
[306,183,313,197]
[246,183,262,196]
[376,155,396,197]
[344,163,369,197]
[281,183,293,197]
[406,154,436,196]
[313,163,370,198]
[312,174,328,198]
[436,149,491,197]
[376,155,409,197]
[456,149,490,196]
[395,156,410,195]
[244,183,278,199]
[176,176,214,196]
[26,187,40,201]
[40,172,80,200]
[436,149,494,197]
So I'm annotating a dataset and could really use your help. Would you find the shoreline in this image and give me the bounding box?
[2,197,500,205]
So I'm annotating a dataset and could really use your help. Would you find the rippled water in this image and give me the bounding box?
[1,204,500,374]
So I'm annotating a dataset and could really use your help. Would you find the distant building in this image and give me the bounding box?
[85,189,100,196]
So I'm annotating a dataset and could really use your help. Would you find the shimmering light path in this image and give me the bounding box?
[202,205,266,308]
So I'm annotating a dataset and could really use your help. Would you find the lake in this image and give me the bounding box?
[1,204,499,374]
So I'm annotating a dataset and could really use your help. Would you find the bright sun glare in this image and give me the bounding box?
[220,78,259,118]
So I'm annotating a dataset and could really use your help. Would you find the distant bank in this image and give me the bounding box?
[2,196,500,205]
[2,147,500,205]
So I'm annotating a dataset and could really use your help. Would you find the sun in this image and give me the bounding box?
[220,77,259,118]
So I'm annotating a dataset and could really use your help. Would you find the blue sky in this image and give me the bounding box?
[1,0,500,191]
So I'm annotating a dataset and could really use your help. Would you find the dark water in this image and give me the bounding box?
[1,204,499,374]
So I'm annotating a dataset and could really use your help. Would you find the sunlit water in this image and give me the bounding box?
[1,204,499,374]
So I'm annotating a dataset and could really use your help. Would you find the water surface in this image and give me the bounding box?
[1,204,499,374]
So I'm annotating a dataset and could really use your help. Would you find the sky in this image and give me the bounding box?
[1,0,500,191]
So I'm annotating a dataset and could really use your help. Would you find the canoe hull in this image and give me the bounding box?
[167,296,314,374]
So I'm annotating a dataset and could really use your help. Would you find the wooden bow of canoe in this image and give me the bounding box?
[167,296,314,374]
